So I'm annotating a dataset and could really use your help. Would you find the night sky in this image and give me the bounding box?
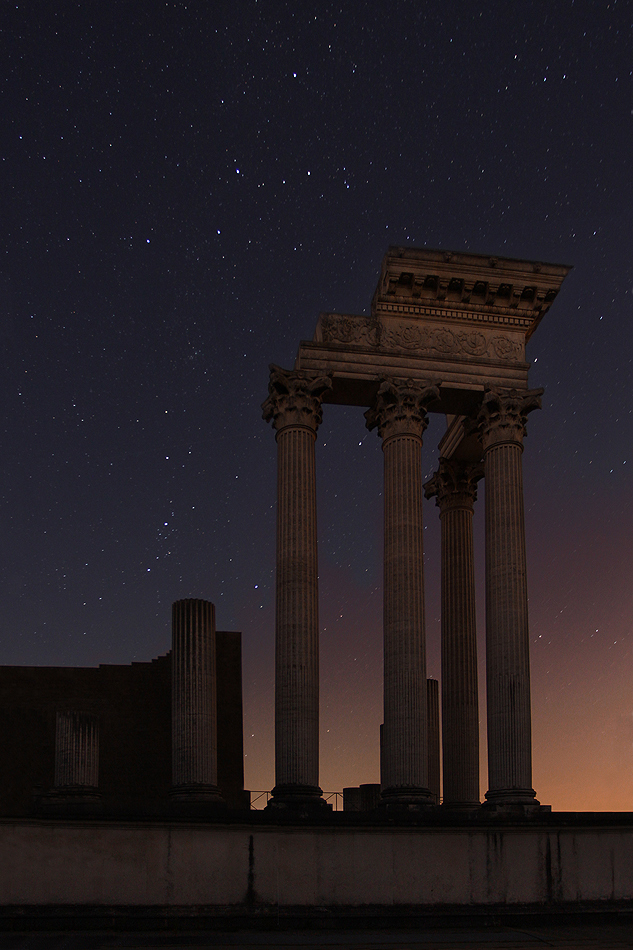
[2,1,631,810]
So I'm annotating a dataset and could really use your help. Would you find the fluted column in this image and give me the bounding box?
[263,364,332,806]
[54,711,99,789]
[425,458,482,809]
[171,598,223,804]
[477,387,542,805]
[365,378,439,806]
[38,710,102,815]
[426,678,441,805]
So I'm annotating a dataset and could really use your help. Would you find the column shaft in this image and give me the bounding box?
[366,378,439,805]
[478,388,542,805]
[275,425,319,791]
[171,598,222,801]
[425,459,482,808]
[382,432,428,794]
[427,678,441,805]
[442,504,480,805]
[263,365,332,806]
[54,711,99,788]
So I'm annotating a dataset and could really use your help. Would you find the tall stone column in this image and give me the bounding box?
[425,458,482,809]
[171,598,223,804]
[477,387,542,806]
[263,365,332,807]
[365,378,439,806]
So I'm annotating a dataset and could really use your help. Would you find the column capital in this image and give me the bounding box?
[365,378,440,442]
[476,387,543,450]
[424,458,484,512]
[262,365,332,435]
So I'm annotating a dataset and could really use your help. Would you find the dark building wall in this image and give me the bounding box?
[0,632,247,816]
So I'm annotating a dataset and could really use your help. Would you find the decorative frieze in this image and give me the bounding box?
[318,314,524,362]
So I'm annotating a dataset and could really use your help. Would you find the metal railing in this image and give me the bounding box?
[250,790,344,811]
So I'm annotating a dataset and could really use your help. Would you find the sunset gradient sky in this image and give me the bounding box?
[1,1,631,809]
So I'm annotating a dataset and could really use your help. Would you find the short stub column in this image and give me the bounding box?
[171,598,224,809]
[262,365,332,809]
[366,378,439,807]
[477,387,542,807]
[40,710,102,815]
[425,458,482,809]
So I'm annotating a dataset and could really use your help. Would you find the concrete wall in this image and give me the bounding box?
[1,818,633,908]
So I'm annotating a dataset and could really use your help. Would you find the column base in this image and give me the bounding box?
[169,783,226,817]
[483,788,551,818]
[485,787,538,805]
[38,787,103,817]
[379,786,436,813]
[442,799,481,812]
[266,784,332,816]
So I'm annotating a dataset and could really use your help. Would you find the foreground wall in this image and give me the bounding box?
[1,818,633,910]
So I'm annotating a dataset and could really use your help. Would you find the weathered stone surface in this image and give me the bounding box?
[2,818,633,909]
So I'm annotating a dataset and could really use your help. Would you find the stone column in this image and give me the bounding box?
[477,387,542,806]
[39,710,102,815]
[262,365,332,807]
[425,458,482,809]
[426,678,441,805]
[171,598,223,804]
[54,710,100,789]
[365,378,439,806]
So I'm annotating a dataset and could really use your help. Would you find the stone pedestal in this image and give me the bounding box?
[263,365,332,809]
[477,388,542,806]
[40,711,102,815]
[425,459,482,809]
[171,598,223,807]
[366,378,439,807]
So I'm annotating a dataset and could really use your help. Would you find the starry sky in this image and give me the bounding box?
[1,1,631,810]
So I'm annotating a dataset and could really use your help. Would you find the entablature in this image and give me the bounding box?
[372,246,571,340]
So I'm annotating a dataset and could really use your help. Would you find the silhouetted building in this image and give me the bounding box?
[0,628,248,817]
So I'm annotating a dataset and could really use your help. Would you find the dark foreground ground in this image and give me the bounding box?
[2,924,633,949]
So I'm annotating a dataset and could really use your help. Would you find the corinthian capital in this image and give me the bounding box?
[365,378,440,442]
[262,364,332,434]
[424,458,484,511]
[476,387,543,450]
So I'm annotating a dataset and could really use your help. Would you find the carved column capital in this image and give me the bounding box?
[476,387,543,450]
[424,458,484,512]
[365,378,440,442]
[262,365,332,436]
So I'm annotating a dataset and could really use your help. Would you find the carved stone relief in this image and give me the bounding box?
[319,314,524,362]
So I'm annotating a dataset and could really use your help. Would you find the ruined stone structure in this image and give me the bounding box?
[0,621,247,817]
[264,246,571,811]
